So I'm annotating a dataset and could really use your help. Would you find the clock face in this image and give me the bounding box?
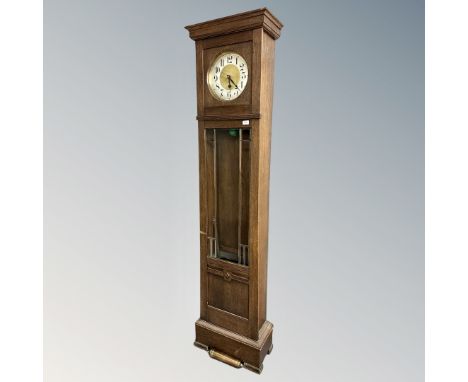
[207,52,248,101]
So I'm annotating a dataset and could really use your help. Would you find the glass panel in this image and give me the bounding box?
[205,128,250,266]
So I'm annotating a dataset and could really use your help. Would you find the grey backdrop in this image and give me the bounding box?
[44,1,424,381]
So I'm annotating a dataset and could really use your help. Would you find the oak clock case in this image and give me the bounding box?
[185,8,283,374]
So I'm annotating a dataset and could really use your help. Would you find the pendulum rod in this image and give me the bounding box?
[213,129,219,257]
[237,129,243,264]
[206,129,215,258]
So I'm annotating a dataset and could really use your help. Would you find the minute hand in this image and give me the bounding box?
[227,75,240,90]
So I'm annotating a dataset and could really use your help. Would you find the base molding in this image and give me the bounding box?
[194,319,273,374]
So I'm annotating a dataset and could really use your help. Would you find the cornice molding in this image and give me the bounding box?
[185,8,283,41]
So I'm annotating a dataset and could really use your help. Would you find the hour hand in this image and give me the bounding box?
[226,74,232,88]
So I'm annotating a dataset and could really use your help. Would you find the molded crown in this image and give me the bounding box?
[185,8,283,41]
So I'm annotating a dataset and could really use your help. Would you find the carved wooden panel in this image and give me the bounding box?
[207,271,249,318]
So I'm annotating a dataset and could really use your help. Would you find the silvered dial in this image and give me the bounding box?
[207,52,248,101]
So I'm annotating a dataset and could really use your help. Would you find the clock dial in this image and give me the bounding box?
[207,52,248,101]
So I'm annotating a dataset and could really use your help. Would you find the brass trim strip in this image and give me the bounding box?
[209,349,242,368]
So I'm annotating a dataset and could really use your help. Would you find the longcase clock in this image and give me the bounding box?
[185,8,283,373]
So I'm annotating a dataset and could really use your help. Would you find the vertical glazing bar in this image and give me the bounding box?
[237,129,243,264]
[213,129,219,257]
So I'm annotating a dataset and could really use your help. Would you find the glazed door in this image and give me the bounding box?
[204,127,251,335]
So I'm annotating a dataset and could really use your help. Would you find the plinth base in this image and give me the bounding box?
[194,319,273,374]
